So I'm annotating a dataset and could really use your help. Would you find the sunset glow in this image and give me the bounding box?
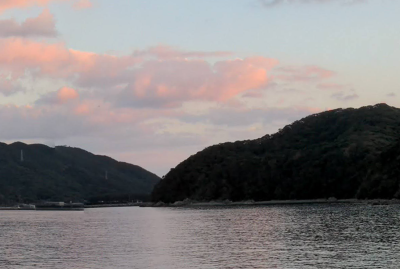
[0,0,399,175]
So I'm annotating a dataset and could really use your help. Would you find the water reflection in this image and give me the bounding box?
[0,204,399,268]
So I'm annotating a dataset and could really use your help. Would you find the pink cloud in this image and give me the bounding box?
[57,86,79,102]
[214,57,277,99]
[0,38,140,87]
[73,0,93,10]
[16,96,163,138]
[0,0,57,13]
[0,9,57,38]
[0,38,343,114]
[299,106,323,114]
[36,86,79,104]
[0,39,243,100]
[0,0,93,13]
[116,57,278,108]
[0,37,342,116]
[74,103,90,115]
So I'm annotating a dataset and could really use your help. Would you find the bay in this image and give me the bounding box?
[1,204,399,269]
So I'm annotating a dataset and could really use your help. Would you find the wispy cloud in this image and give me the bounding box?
[73,0,93,10]
[331,90,359,101]
[133,45,232,60]
[317,82,349,91]
[260,0,367,7]
[273,65,335,82]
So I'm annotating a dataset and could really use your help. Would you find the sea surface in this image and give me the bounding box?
[0,204,399,269]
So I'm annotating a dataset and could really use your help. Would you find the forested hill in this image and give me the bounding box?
[0,143,160,204]
[152,103,400,203]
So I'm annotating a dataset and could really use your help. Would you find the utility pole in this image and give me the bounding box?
[105,170,108,180]
[21,150,24,162]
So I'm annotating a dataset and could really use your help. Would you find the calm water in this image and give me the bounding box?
[1,204,399,269]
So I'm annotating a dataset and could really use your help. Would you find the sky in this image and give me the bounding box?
[0,0,399,176]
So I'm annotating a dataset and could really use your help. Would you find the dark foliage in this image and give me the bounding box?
[357,140,400,199]
[87,193,151,204]
[0,143,160,204]
[152,104,400,202]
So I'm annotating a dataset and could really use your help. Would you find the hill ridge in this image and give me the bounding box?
[0,143,160,204]
[152,103,400,203]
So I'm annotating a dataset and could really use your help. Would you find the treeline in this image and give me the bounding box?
[87,193,151,204]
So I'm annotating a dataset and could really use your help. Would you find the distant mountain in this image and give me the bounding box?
[152,103,400,203]
[0,143,160,204]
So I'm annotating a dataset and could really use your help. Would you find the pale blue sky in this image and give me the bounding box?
[48,0,399,64]
[53,0,400,104]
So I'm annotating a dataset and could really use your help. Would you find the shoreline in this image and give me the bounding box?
[1,199,399,210]
[85,203,142,208]
[0,203,142,210]
[140,198,400,208]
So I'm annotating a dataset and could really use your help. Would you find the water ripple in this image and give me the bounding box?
[0,204,399,268]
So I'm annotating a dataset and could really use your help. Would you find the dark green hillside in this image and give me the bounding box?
[152,104,400,203]
[357,140,400,199]
[0,143,160,204]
